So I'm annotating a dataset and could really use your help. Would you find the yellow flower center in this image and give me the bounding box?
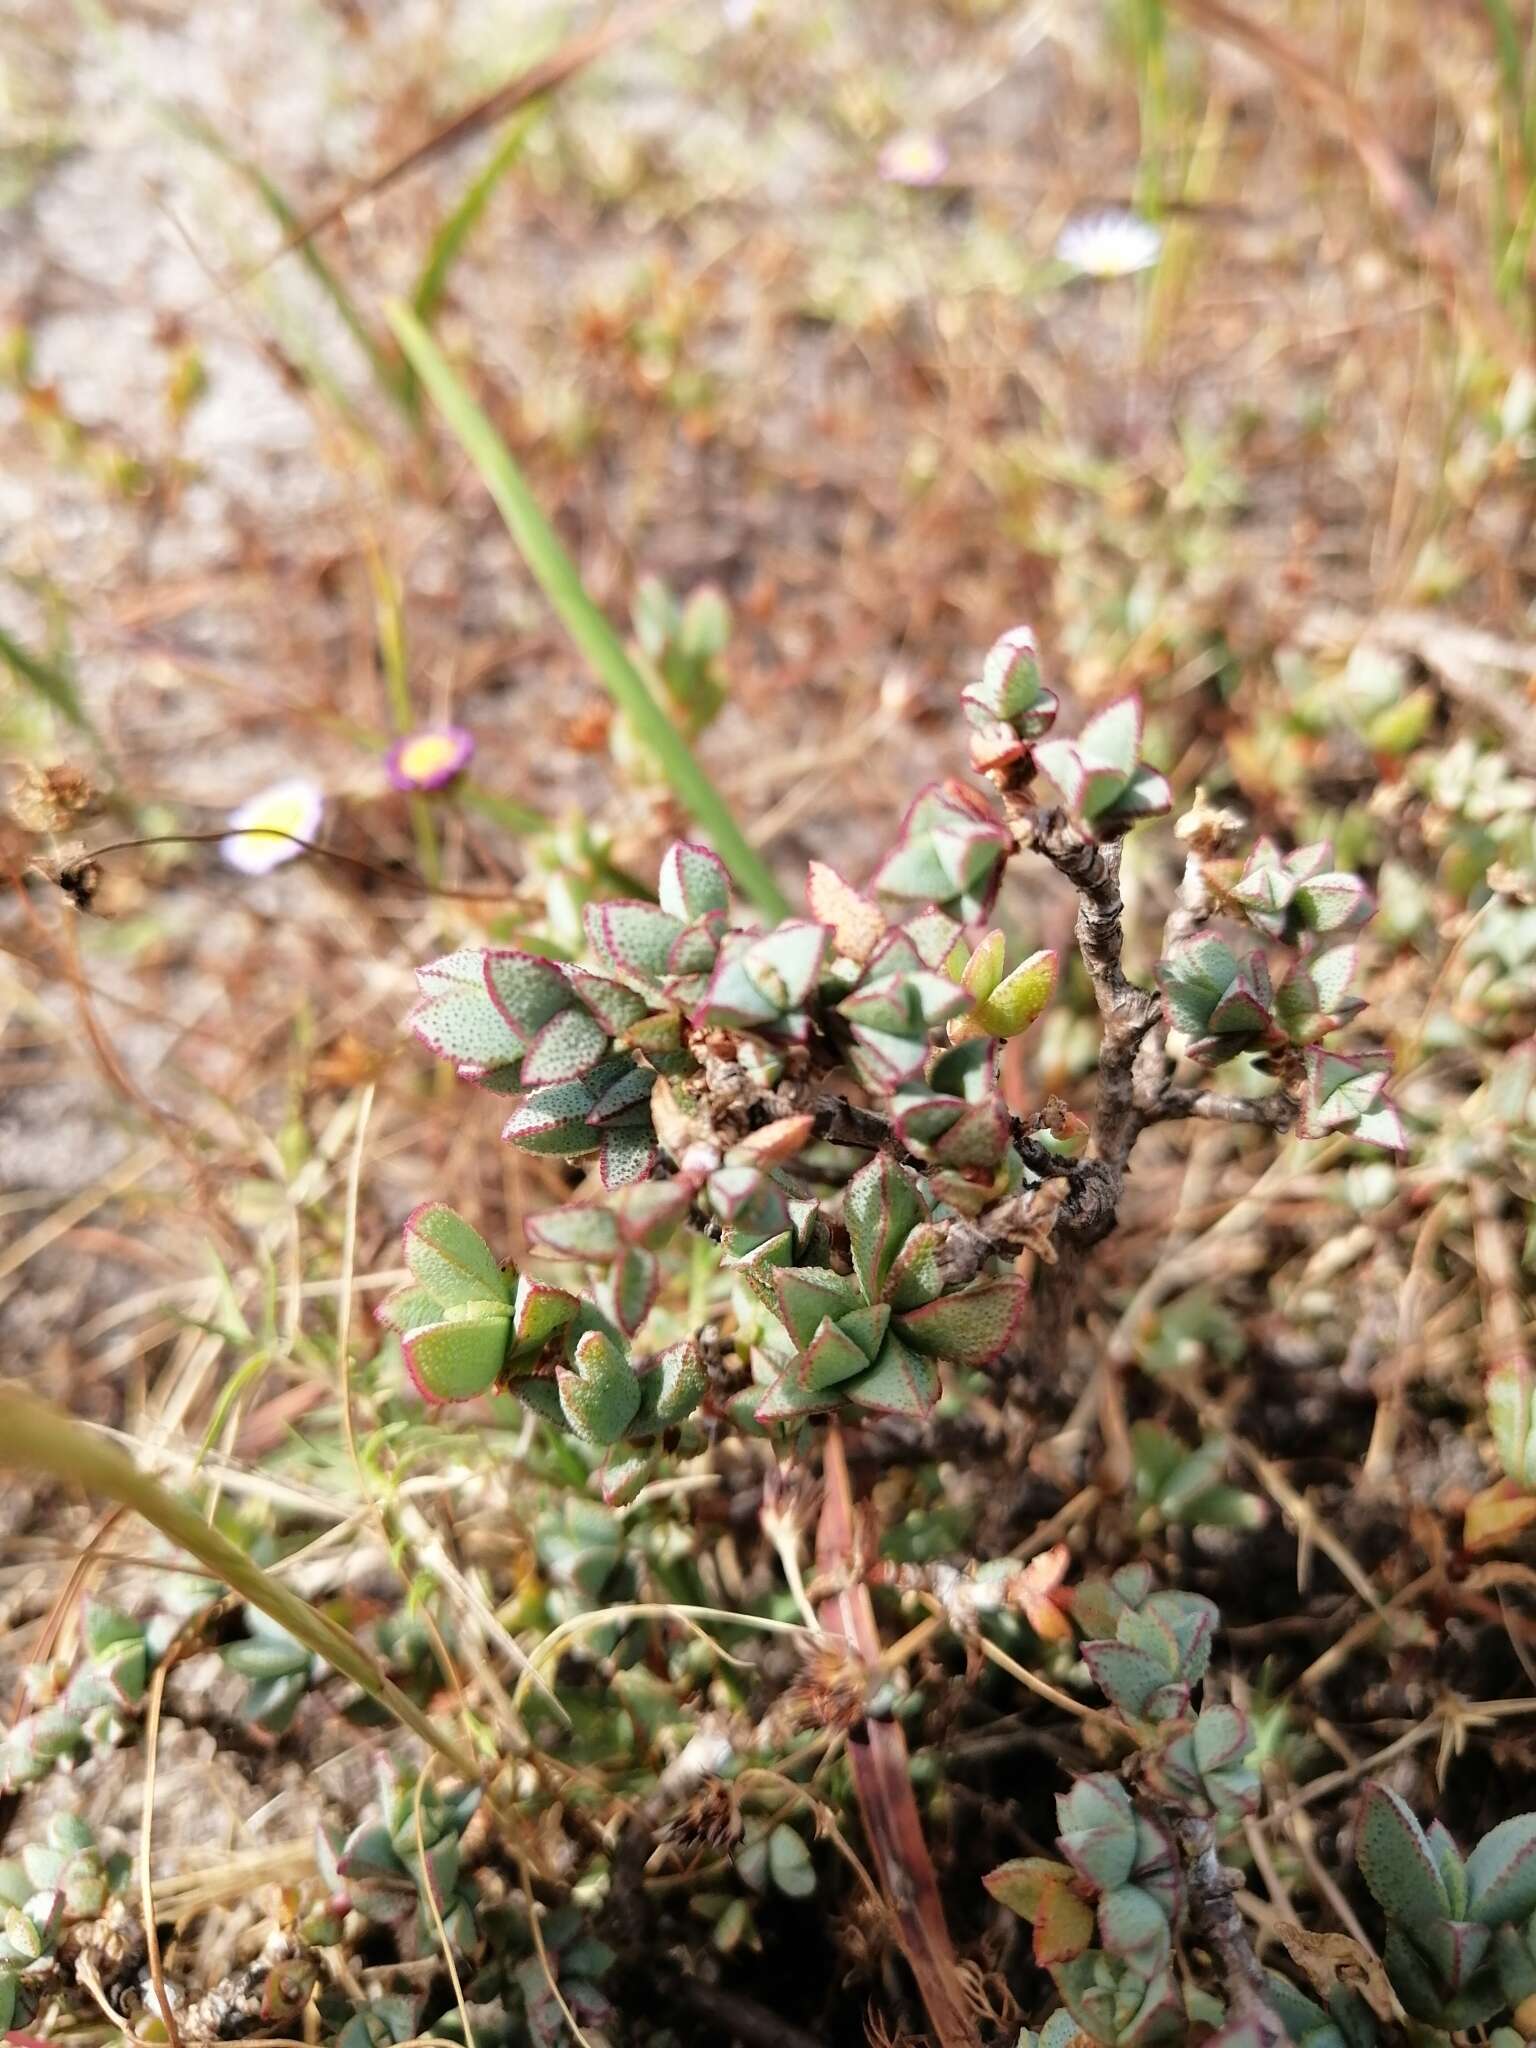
[398,733,462,782]
[242,789,317,842]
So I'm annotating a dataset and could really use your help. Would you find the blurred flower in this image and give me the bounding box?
[878,132,950,189]
[1055,209,1163,279]
[385,725,475,793]
[220,776,324,874]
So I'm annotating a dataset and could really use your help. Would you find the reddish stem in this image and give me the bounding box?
[815,1423,981,2048]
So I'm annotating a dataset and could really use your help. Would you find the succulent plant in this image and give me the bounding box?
[892,1037,1014,1181]
[222,1610,321,1734]
[1299,1049,1407,1154]
[1033,697,1172,839]
[376,1200,704,1462]
[1156,932,1277,1067]
[1080,1588,1219,1727]
[1129,1422,1265,1534]
[319,1767,483,1958]
[962,625,1060,748]
[1051,1950,1184,2047]
[332,1991,424,2048]
[1142,1704,1259,1822]
[408,946,617,1096]
[950,927,1059,1044]
[835,923,970,1088]
[1272,945,1367,1045]
[632,574,730,737]
[1489,1359,1536,1490]
[1260,1971,1381,2048]
[746,1154,1026,1425]
[0,1603,170,1793]
[694,919,830,1046]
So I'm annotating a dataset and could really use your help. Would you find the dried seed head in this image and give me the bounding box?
[660,1778,742,1852]
[781,1640,876,1736]
[1174,788,1245,857]
[10,763,95,834]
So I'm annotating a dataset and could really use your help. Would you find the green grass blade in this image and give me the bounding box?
[0,1384,482,1782]
[386,303,790,918]
[0,619,103,747]
[1484,0,1536,166]
[410,109,540,333]
[178,116,416,425]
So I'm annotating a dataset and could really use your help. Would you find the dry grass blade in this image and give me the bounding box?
[140,1660,184,2048]
[1171,0,1532,370]
[234,0,684,282]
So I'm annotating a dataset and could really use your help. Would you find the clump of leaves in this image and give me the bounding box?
[318,1764,483,1956]
[0,1604,169,1793]
[392,621,1416,2045]
[1033,698,1173,839]
[1129,1423,1265,1534]
[985,1577,1262,2046]
[1355,1783,1536,2033]
[0,1813,133,2033]
[1157,831,1404,1152]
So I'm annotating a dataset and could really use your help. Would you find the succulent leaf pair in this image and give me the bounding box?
[987,1774,1181,1977]
[892,1037,1014,1178]
[320,1771,482,1957]
[966,618,1064,765]
[1222,838,1374,946]
[0,1815,129,2029]
[872,781,1014,923]
[378,1202,705,1452]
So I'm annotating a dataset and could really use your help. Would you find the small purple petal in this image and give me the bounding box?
[385,726,476,793]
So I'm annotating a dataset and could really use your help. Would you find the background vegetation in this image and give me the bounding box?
[2,2,1535,2044]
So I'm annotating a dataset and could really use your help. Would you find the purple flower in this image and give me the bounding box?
[385,725,475,793]
[878,132,950,189]
[220,777,324,875]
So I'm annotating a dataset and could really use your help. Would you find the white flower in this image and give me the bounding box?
[1054,209,1163,279]
[220,776,325,875]
[878,132,950,189]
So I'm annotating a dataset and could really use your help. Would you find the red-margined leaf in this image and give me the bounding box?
[402,1202,508,1308]
[898,1275,1027,1366]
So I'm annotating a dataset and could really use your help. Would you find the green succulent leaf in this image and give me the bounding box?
[1357,1784,1451,1928]
[402,1306,511,1403]
[897,1275,1027,1366]
[1466,1813,1536,1926]
[557,1328,641,1444]
[844,1154,927,1305]
[402,1203,509,1309]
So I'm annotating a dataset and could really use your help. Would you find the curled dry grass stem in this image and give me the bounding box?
[0,1384,482,1783]
[510,1602,813,1716]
